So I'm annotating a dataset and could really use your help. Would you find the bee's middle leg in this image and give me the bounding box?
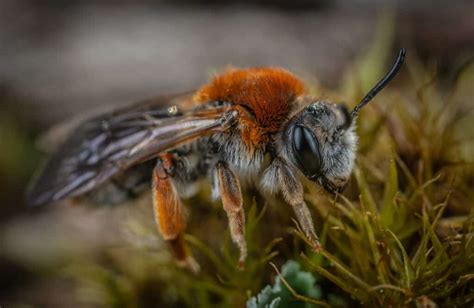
[214,161,247,268]
[152,153,199,273]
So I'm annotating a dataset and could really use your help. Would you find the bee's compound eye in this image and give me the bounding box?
[292,125,322,179]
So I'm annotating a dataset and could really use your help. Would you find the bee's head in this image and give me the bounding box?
[284,101,355,193]
[283,48,406,194]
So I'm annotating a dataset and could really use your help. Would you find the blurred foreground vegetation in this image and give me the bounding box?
[1,23,473,308]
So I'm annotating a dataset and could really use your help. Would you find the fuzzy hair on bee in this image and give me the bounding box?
[27,49,406,272]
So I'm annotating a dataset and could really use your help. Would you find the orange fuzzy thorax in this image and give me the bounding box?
[194,67,306,149]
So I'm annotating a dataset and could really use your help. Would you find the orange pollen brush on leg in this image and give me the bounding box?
[151,155,199,273]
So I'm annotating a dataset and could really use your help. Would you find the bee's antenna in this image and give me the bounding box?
[351,48,406,120]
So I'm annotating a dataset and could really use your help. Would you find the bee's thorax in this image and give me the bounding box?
[195,67,306,153]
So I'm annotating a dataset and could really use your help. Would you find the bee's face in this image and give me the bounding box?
[284,100,357,193]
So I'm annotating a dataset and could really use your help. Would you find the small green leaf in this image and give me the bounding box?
[388,230,414,289]
[381,150,399,228]
[247,260,322,308]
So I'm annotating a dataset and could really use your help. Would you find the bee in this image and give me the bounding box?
[27,49,405,272]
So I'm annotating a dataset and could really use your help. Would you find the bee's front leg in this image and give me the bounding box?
[271,158,322,252]
[214,161,247,269]
[152,154,199,273]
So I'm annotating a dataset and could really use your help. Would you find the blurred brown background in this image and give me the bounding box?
[0,0,473,306]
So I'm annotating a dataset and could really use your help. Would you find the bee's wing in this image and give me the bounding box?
[37,92,195,152]
[27,99,236,207]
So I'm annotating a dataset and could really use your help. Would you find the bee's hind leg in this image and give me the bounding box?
[214,161,247,269]
[152,154,200,273]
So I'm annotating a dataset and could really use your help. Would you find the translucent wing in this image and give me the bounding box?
[36,92,195,152]
[27,99,237,207]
